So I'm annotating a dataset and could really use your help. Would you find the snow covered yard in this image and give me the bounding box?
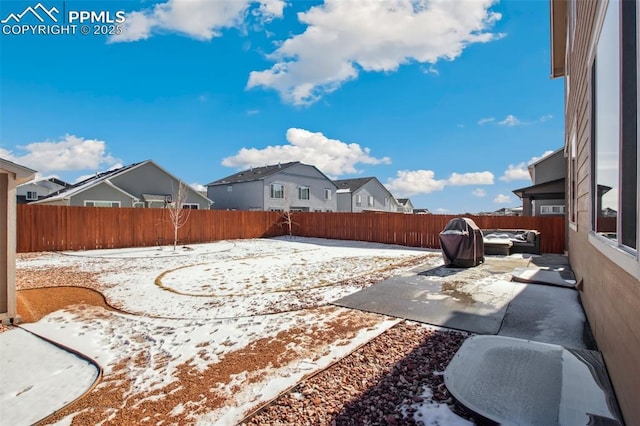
[6,237,472,425]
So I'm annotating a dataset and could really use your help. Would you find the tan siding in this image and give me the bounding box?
[566,0,640,424]
[569,232,640,425]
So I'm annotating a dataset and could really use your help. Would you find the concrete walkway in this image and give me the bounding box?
[333,255,595,348]
[333,253,619,424]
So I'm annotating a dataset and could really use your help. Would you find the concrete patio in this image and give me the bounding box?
[333,253,622,425]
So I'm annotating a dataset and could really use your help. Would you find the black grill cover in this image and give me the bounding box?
[439,218,484,267]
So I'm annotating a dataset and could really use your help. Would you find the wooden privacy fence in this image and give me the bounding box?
[17,205,566,253]
[17,205,283,252]
[293,212,566,254]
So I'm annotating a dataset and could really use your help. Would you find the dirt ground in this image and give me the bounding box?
[17,287,112,323]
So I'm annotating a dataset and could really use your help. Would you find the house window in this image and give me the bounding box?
[270,183,284,199]
[324,188,332,200]
[591,0,638,251]
[569,0,576,50]
[368,196,374,207]
[85,201,120,207]
[568,126,577,225]
[384,197,389,206]
[181,203,199,209]
[541,205,566,215]
[298,186,310,200]
[269,208,283,212]
[227,186,232,192]
[26,191,38,200]
[133,202,145,208]
[356,195,362,206]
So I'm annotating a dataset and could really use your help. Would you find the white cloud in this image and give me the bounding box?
[499,150,555,182]
[480,114,552,127]
[477,117,495,125]
[386,170,446,197]
[499,163,530,181]
[110,0,285,43]
[0,135,120,175]
[498,114,521,126]
[247,0,502,105]
[494,193,511,204]
[436,208,449,213]
[254,0,286,23]
[222,128,391,177]
[472,188,486,197]
[190,183,206,192]
[447,171,494,186]
[386,169,495,197]
[421,64,440,75]
[528,150,555,164]
[73,173,96,183]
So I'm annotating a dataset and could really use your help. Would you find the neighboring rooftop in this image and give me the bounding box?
[18,177,70,190]
[34,162,142,203]
[332,177,375,192]
[413,208,431,214]
[207,162,301,186]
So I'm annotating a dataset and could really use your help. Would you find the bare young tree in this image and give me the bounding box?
[279,183,298,238]
[166,181,192,250]
[281,208,296,238]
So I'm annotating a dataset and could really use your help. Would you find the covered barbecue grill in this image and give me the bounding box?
[439,217,484,267]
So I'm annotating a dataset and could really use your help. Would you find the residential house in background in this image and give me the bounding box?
[551,0,639,423]
[512,148,565,216]
[334,177,400,213]
[396,198,414,213]
[16,177,69,204]
[413,208,431,215]
[481,207,523,216]
[0,158,35,324]
[32,160,212,209]
[207,161,337,212]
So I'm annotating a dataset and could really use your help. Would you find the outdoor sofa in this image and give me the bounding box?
[482,229,541,255]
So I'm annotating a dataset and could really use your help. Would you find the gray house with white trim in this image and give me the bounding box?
[32,160,212,209]
[207,161,338,212]
[334,177,400,213]
[512,148,565,216]
[396,198,415,214]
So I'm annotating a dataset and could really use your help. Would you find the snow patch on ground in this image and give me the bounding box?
[0,327,98,426]
[8,237,459,425]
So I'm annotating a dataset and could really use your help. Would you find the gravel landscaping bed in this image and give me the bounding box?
[242,322,474,425]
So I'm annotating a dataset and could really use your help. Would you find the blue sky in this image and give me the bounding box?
[0,0,563,213]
